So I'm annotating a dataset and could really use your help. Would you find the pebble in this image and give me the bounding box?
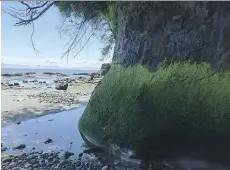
[44,138,53,144]
[102,165,109,170]
[1,148,143,170]
[61,151,74,159]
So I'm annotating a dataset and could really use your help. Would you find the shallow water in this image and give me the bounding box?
[2,108,86,158]
[2,108,230,170]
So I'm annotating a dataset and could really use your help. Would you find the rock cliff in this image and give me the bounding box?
[113,2,230,71]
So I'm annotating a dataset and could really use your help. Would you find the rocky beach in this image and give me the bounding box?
[1,72,98,126]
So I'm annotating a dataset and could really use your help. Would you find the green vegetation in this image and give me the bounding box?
[56,1,116,58]
[79,62,230,151]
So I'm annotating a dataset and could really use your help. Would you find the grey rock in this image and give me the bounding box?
[55,82,68,90]
[99,63,111,76]
[44,138,53,144]
[78,153,83,157]
[13,144,26,150]
[24,163,32,168]
[114,2,230,71]
[15,121,21,125]
[102,165,109,170]
[1,146,7,152]
[2,158,12,163]
[61,151,74,160]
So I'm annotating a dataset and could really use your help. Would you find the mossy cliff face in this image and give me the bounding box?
[79,62,230,161]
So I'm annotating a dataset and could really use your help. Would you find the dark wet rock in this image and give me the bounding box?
[13,144,26,150]
[22,80,28,83]
[55,82,68,90]
[25,72,36,75]
[76,160,81,167]
[39,81,43,83]
[78,153,83,157]
[43,81,46,83]
[61,151,74,159]
[83,147,105,154]
[24,163,32,168]
[73,72,90,76]
[2,73,12,77]
[8,83,14,86]
[15,121,21,125]
[102,165,109,170]
[1,146,7,152]
[2,157,12,163]
[44,138,53,144]
[48,119,54,121]
[14,83,20,86]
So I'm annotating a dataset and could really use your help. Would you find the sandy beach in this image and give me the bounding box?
[1,73,98,126]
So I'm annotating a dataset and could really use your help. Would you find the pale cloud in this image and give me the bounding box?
[1,55,112,69]
[40,58,59,64]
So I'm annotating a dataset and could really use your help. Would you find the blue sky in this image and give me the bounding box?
[1,2,112,69]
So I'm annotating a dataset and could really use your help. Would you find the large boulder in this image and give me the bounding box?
[79,63,230,164]
[55,82,68,90]
[99,63,111,76]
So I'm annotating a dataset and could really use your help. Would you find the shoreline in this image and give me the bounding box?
[1,74,98,127]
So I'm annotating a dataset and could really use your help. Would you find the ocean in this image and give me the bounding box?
[1,68,98,75]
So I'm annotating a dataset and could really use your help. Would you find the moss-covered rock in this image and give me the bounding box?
[79,62,230,162]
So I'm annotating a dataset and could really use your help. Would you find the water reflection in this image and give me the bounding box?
[1,107,230,170]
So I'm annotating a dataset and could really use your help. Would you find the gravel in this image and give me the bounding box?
[27,91,82,106]
[1,151,139,170]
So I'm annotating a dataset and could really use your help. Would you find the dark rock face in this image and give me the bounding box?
[55,83,68,90]
[113,2,230,71]
[99,63,111,76]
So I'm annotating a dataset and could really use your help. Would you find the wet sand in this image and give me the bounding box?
[1,75,97,126]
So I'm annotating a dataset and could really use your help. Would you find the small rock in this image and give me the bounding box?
[1,146,7,152]
[13,144,26,150]
[61,151,74,159]
[14,83,20,86]
[15,121,21,125]
[78,153,83,157]
[102,165,109,170]
[23,80,28,83]
[2,157,12,163]
[44,138,53,144]
[24,163,32,168]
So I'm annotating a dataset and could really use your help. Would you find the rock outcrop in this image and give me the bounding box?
[99,63,111,76]
[113,2,230,71]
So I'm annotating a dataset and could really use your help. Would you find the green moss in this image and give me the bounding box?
[79,62,230,150]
